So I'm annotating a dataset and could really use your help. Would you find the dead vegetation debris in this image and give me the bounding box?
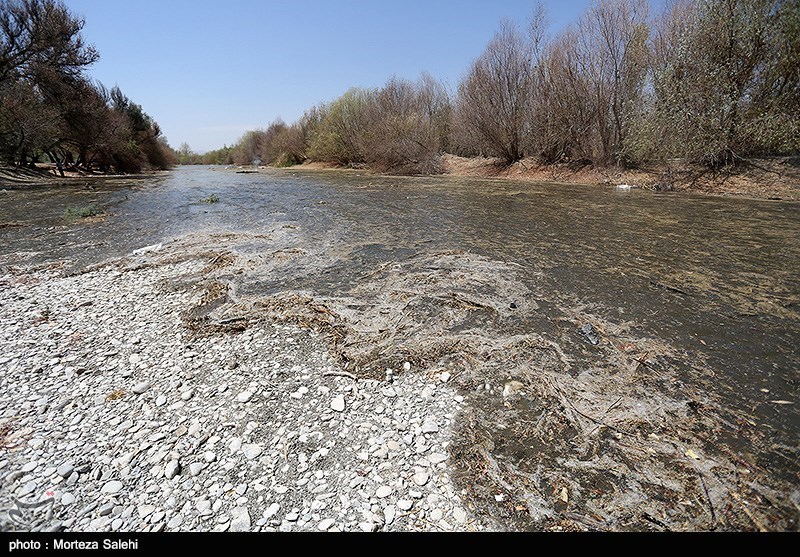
[104,234,799,531]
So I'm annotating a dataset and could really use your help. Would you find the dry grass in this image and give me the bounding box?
[0,420,19,450]
[105,389,126,401]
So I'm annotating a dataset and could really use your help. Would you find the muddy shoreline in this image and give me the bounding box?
[256,155,800,202]
[3,156,799,201]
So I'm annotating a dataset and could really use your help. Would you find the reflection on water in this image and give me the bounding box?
[2,166,798,527]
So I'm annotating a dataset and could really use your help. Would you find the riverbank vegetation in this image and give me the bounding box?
[0,0,175,173]
[184,0,798,180]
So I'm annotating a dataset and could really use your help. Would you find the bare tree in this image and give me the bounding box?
[454,21,533,164]
[359,73,451,173]
[575,0,649,164]
[0,79,58,164]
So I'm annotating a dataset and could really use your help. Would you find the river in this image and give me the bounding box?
[2,166,798,530]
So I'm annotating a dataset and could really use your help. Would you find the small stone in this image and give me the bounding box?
[502,380,524,398]
[79,502,97,516]
[98,502,114,516]
[188,462,205,476]
[167,514,183,529]
[21,461,38,473]
[61,493,76,506]
[384,505,396,525]
[89,517,110,530]
[155,395,167,406]
[181,390,194,401]
[229,507,251,532]
[421,419,439,434]
[427,453,447,464]
[397,499,413,511]
[430,508,443,521]
[412,472,429,486]
[101,480,123,494]
[264,503,280,518]
[376,485,392,498]
[57,463,74,478]
[236,391,253,403]
[439,372,451,383]
[242,444,262,460]
[331,396,345,412]
[203,452,217,463]
[229,438,242,453]
[132,382,150,394]
[403,362,411,372]
[138,505,156,519]
[286,512,299,522]
[453,508,467,524]
[165,460,181,479]
[318,518,335,531]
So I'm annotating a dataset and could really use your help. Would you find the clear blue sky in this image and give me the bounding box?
[62,0,597,153]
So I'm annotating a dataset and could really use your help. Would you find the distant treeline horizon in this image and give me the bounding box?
[180,0,799,174]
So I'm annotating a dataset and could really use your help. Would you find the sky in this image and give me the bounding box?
[61,0,597,153]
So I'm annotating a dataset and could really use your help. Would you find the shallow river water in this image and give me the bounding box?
[2,166,798,530]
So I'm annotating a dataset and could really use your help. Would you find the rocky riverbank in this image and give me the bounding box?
[0,254,486,532]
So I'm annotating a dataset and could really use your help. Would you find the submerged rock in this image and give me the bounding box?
[578,323,600,345]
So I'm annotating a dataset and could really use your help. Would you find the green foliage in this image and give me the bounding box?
[274,152,299,167]
[306,88,372,165]
[64,204,99,219]
[201,194,219,204]
[0,0,174,173]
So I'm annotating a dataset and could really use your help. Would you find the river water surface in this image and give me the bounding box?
[2,166,798,530]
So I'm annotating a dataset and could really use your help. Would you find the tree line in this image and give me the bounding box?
[0,0,174,173]
[184,0,797,173]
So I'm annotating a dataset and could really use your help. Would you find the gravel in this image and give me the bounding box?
[0,258,483,532]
